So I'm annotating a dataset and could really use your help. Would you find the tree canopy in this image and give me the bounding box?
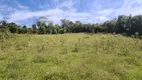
[0,15,142,37]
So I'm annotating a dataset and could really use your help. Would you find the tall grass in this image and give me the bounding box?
[0,33,142,80]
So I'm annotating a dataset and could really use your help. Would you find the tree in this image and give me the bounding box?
[116,15,132,34]
[54,24,61,33]
[59,28,65,34]
[103,19,117,33]
[8,22,20,33]
[32,24,38,34]
[117,15,127,33]
[46,22,53,34]
[37,17,50,34]
[131,15,142,35]
[0,15,142,36]
[39,24,46,34]
[0,20,9,32]
[74,21,83,32]
[20,26,28,34]
[27,28,33,34]
[61,19,70,33]
[68,21,74,33]
[61,19,70,28]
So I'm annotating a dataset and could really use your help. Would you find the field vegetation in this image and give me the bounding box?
[0,33,142,80]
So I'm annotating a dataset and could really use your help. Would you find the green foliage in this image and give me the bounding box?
[8,23,20,33]
[39,25,46,34]
[59,28,65,34]
[32,24,38,34]
[20,26,28,34]
[1,14,142,37]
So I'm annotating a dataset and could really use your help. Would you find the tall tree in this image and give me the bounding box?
[32,24,38,34]
[131,15,142,35]
[103,19,117,33]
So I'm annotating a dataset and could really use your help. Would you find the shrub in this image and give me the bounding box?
[0,31,14,40]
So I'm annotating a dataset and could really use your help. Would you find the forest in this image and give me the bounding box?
[0,14,142,37]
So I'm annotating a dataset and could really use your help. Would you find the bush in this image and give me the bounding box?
[0,31,14,40]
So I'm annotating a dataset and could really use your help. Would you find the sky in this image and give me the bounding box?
[0,0,142,26]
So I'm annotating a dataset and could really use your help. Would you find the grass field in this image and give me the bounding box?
[0,33,142,80]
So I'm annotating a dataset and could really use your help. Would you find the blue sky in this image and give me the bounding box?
[0,0,142,26]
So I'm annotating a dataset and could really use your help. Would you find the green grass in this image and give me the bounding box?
[0,33,142,80]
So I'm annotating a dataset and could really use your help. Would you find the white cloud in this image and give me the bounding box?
[4,0,142,25]
[6,0,109,24]
[0,15,3,20]
[18,5,29,9]
[117,0,142,15]
[92,0,142,22]
[6,0,89,24]
[7,8,91,24]
[96,16,109,21]
[96,9,114,16]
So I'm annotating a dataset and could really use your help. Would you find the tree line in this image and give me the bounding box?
[0,14,142,36]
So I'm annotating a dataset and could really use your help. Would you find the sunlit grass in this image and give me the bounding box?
[0,33,142,80]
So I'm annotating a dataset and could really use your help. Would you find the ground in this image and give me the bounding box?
[0,33,142,80]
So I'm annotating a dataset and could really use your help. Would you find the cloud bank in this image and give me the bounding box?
[0,0,142,25]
